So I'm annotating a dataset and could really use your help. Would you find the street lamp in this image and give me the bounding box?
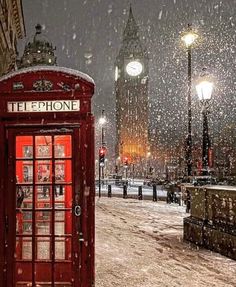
[196,70,213,176]
[181,24,198,177]
[98,109,106,198]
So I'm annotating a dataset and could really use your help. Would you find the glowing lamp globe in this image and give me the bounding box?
[181,31,198,47]
[196,80,213,101]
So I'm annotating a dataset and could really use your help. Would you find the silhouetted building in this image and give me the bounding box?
[18,24,57,68]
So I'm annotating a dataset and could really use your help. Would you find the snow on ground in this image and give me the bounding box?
[95,197,236,287]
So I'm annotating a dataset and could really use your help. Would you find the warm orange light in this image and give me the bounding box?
[181,31,198,47]
[99,147,106,155]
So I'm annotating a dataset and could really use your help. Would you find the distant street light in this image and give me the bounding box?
[181,24,198,177]
[196,69,213,176]
[98,109,106,198]
[99,109,106,147]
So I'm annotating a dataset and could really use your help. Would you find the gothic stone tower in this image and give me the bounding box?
[115,6,149,164]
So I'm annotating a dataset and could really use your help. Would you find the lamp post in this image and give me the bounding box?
[146,151,151,177]
[99,109,106,177]
[196,70,213,176]
[98,109,106,198]
[181,24,198,177]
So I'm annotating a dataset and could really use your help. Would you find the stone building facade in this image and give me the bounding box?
[0,0,25,76]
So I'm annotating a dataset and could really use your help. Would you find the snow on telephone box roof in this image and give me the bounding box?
[0,65,95,85]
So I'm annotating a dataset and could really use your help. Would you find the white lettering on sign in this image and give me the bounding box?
[7,100,80,113]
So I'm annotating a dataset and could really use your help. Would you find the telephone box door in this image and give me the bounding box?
[6,127,82,287]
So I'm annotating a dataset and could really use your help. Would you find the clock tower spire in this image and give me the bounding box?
[115,6,149,174]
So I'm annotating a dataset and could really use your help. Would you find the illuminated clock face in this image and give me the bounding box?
[126,61,143,76]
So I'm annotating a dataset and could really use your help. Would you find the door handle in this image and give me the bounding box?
[74,205,81,217]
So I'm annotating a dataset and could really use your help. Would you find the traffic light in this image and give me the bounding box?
[99,147,106,164]
[124,157,128,166]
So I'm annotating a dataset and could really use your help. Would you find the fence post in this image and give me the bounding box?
[138,186,143,200]
[108,184,112,198]
[153,184,157,202]
[186,190,191,213]
[123,184,127,199]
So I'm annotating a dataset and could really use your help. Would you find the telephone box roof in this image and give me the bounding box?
[0,65,95,86]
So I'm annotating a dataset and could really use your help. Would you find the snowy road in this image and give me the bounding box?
[95,198,236,287]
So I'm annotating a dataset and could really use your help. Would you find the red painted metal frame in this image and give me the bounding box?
[0,68,95,287]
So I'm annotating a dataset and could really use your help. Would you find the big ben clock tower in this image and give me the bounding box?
[115,6,149,166]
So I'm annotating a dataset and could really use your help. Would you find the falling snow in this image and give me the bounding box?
[12,1,236,282]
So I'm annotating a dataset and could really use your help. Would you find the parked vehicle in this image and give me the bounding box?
[143,178,164,186]
[192,176,217,186]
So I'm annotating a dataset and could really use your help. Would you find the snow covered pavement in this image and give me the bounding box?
[95,197,236,287]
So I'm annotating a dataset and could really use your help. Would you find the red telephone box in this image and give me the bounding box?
[0,66,95,287]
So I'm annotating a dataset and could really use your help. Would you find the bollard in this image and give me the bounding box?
[166,190,171,204]
[123,184,127,199]
[153,184,157,202]
[138,186,143,200]
[108,184,112,198]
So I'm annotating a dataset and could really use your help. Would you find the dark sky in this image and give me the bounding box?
[19,0,236,156]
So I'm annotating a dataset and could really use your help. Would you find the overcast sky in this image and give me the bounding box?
[19,0,236,154]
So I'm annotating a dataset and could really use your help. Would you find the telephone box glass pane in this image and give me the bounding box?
[16,211,32,235]
[54,184,65,198]
[55,185,72,209]
[36,136,52,158]
[36,186,52,208]
[36,237,51,260]
[35,211,52,235]
[23,163,33,182]
[15,237,32,260]
[16,161,33,184]
[55,211,72,235]
[16,136,33,159]
[55,239,65,260]
[21,186,33,209]
[55,160,72,183]
[36,160,52,183]
[16,185,32,212]
[22,211,32,235]
[54,135,72,158]
[55,237,72,260]
[23,146,33,159]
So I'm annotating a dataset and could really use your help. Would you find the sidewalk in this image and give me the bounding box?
[95,198,236,287]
